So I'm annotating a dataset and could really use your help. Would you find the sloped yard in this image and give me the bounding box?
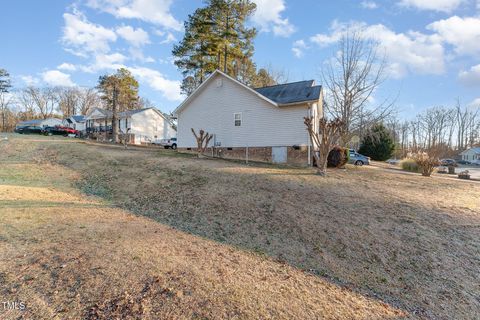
[1,134,479,319]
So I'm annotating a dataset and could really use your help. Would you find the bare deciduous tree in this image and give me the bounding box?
[191,128,213,158]
[57,87,80,118]
[304,117,344,176]
[78,88,100,115]
[20,87,57,119]
[0,91,13,132]
[409,146,442,177]
[323,30,394,146]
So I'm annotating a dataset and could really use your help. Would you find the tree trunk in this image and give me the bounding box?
[112,85,119,143]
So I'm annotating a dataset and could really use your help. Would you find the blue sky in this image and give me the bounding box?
[1,0,480,117]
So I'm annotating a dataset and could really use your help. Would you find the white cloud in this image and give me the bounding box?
[310,21,445,78]
[57,63,77,71]
[129,48,155,63]
[160,32,177,44]
[428,16,480,56]
[468,97,480,107]
[292,40,308,58]
[361,1,378,9]
[62,9,117,55]
[129,67,182,101]
[86,0,182,31]
[459,64,480,86]
[79,52,128,73]
[399,0,465,12]
[116,25,150,47]
[42,70,76,87]
[252,0,296,37]
[20,75,40,86]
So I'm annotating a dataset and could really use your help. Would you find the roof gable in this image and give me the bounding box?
[174,70,278,115]
[461,147,480,155]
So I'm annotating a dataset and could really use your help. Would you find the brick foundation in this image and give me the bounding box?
[178,146,311,166]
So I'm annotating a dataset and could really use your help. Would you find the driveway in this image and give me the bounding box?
[457,165,480,180]
[370,161,480,183]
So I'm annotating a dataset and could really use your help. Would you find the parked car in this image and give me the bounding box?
[386,159,400,165]
[42,126,78,136]
[15,126,43,134]
[153,137,177,149]
[440,159,457,167]
[348,149,370,166]
[470,160,480,166]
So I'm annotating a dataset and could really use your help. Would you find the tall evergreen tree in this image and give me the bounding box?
[173,0,257,95]
[358,123,396,161]
[97,68,139,142]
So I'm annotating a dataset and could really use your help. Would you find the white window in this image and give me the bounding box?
[234,113,242,127]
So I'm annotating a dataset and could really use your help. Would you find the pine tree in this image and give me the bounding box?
[97,68,139,142]
[358,123,395,161]
[172,0,257,95]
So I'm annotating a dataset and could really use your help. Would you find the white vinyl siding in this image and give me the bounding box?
[130,109,176,144]
[177,73,318,148]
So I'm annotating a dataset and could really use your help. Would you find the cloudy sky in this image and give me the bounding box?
[2,0,480,116]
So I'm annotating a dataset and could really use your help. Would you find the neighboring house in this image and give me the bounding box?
[84,107,176,145]
[174,70,323,165]
[460,147,480,162]
[16,118,63,129]
[63,115,86,131]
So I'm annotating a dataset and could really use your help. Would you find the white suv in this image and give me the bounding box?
[153,137,177,150]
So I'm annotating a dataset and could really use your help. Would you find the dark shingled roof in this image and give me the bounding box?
[254,80,321,106]
[71,115,85,122]
[18,119,42,126]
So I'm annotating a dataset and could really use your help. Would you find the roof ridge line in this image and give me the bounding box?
[254,79,314,90]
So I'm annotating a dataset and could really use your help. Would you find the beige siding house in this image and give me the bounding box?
[174,70,323,165]
[85,107,176,145]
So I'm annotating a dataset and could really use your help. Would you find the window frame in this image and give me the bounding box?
[234,112,242,127]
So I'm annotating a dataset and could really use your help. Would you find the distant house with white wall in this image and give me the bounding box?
[174,70,323,165]
[85,107,176,145]
[63,115,86,132]
[460,147,480,163]
[16,118,63,129]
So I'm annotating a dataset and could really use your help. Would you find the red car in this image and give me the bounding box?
[42,126,79,136]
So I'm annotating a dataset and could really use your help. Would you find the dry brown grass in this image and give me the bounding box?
[1,134,479,319]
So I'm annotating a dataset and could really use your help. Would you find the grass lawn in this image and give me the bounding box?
[1,134,479,319]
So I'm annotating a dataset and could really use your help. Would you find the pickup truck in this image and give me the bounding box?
[152,137,177,150]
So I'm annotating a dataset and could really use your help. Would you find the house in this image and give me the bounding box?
[174,70,323,165]
[84,107,177,145]
[63,115,86,132]
[460,147,480,163]
[16,118,63,129]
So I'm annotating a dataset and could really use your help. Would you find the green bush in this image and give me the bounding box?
[400,159,420,173]
[358,124,395,161]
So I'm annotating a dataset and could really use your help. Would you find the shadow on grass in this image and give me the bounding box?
[15,139,480,319]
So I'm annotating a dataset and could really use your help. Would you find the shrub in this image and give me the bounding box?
[327,146,349,168]
[400,159,420,173]
[409,151,440,177]
[358,124,395,161]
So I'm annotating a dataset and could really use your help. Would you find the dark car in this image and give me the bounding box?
[457,160,472,165]
[42,126,78,136]
[440,159,457,167]
[15,126,43,134]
